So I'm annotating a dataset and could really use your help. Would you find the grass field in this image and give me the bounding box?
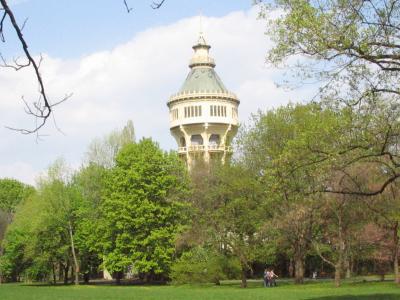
[0,279,399,300]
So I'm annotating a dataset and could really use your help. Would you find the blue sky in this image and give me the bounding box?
[6,0,253,58]
[0,0,316,184]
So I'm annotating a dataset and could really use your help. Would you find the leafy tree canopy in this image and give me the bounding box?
[100,138,189,279]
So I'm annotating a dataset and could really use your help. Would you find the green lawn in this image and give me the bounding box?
[0,280,399,300]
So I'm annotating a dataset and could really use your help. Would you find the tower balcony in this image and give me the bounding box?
[189,57,216,68]
[178,145,233,154]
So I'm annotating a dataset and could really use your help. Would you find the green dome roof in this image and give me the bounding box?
[179,67,229,93]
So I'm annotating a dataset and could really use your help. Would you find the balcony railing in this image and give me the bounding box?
[178,145,232,153]
[189,57,215,67]
[168,90,239,103]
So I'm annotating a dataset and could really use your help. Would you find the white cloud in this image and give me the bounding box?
[0,162,37,185]
[0,7,316,185]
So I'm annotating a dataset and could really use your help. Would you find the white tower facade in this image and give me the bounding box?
[167,34,240,168]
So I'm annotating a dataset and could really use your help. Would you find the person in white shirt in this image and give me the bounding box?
[269,269,278,287]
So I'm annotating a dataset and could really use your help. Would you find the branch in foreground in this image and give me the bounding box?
[123,0,165,12]
[151,0,166,9]
[123,0,133,13]
[0,0,68,134]
[5,93,72,135]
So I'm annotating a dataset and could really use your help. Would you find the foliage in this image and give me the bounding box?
[183,163,272,287]
[170,246,240,284]
[99,138,189,279]
[0,159,87,283]
[72,163,108,281]
[0,178,34,215]
[85,120,135,168]
[237,103,344,283]
[260,0,400,197]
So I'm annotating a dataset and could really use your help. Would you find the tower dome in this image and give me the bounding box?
[167,33,240,168]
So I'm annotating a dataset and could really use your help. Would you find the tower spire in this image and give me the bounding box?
[199,11,203,36]
[190,15,215,69]
[196,11,207,47]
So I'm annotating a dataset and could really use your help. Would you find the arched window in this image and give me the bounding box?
[191,134,203,145]
[209,134,220,146]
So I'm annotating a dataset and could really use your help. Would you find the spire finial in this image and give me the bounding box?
[199,10,203,36]
[197,11,207,46]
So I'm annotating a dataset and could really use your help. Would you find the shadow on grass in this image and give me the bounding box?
[307,295,400,300]
[21,279,167,288]
[219,279,292,289]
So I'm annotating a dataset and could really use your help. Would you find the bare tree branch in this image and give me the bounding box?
[123,0,133,13]
[322,173,400,197]
[20,16,27,31]
[151,0,166,9]
[5,93,72,135]
[0,0,68,134]
[0,10,6,42]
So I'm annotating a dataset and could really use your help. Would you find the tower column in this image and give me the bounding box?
[202,123,210,163]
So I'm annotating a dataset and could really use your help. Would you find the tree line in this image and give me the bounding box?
[1,100,400,288]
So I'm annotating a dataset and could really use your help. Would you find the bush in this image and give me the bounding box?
[170,247,240,284]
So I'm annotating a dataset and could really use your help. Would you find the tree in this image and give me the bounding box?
[237,103,343,284]
[362,182,400,283]
[34,159,85,285]
[274,201,318,284]
[183,163,269,288]
[260,0,400,197]
[0,178,33,283]
[0,194,41,283]
[1,159,110,285]
[0,178,34,223]
[313,192,367,287]
[84,120,135,169]
[72,164,107,283]
[99,138,189,283]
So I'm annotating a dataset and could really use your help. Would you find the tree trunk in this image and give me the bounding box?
[83,273,90,284]
[68,222,79,285]
[115,271,123,285]
[58,263,63,281]
[334,263,342,288]
[294,255,304,284]
[64,263,69,285]
[240,266,247,288]
[395,252,399,284]
[346,266,351,279]
[288,258,294,278]
[334,213,345,288]
[345,257,351,279]
[334,248,344,288]
[52,263,57,285]
[393,222,400,284]
[0,246,3,284]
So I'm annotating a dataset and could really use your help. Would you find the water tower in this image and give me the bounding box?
[167,33,240,169]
